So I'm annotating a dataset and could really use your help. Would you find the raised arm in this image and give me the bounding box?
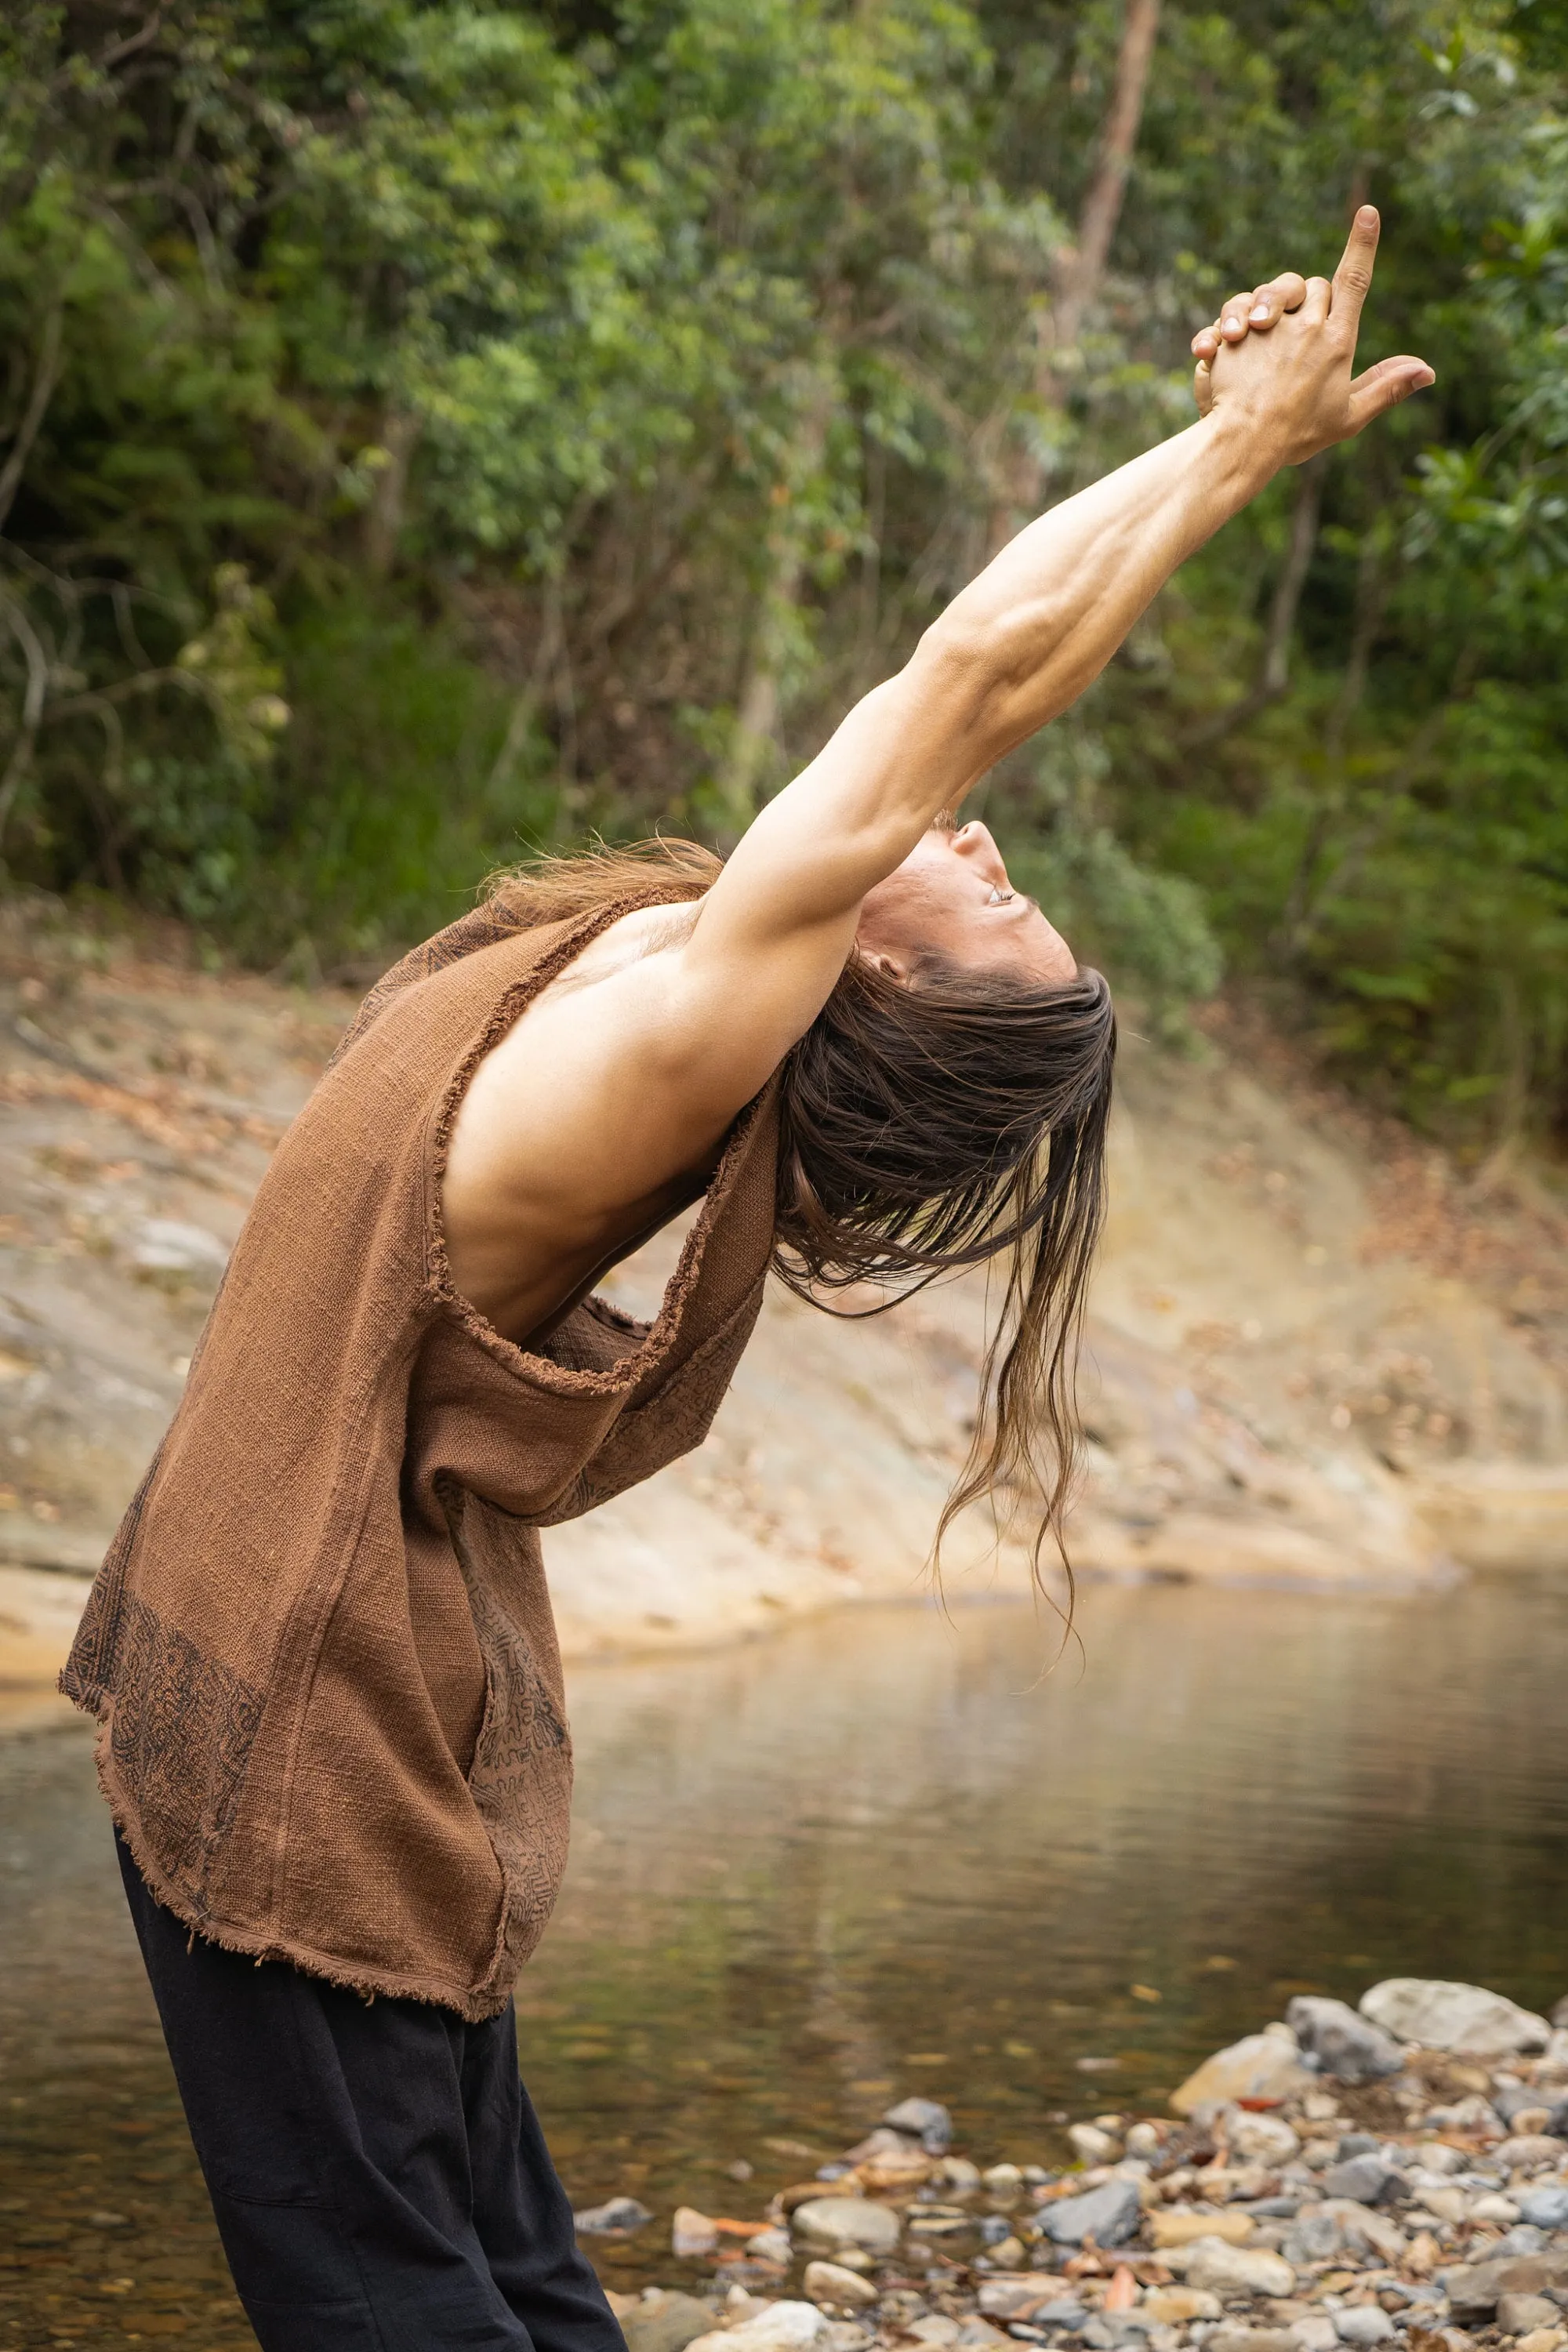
[687,207,1432,1005]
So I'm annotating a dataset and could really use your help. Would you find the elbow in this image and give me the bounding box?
[914,606,1047,760]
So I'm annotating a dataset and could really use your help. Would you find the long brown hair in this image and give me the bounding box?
[485,836,1116,1599]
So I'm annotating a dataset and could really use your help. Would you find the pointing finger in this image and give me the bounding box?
[1345,353,1436,434]
[1330,204,1381,336]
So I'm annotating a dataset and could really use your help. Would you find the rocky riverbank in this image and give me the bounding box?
[583,1978,1568,2352]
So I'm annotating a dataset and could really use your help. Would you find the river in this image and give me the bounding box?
[2,1574,1566,2344]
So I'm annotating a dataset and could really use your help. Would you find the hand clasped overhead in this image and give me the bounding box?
[1187,204,1436,463]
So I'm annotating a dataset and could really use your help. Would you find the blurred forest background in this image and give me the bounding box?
[3,0,1568,1148]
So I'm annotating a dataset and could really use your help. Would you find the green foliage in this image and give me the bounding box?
[3,0,1568,1145]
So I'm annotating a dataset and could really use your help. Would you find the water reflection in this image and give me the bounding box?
[3,1577,1566,2338]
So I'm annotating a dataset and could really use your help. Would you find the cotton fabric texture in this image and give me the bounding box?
[64,890,781,2017]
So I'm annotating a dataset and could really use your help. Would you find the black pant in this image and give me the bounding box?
[118,1832,627,2352]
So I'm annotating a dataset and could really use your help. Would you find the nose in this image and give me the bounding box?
[951,821,1008,880]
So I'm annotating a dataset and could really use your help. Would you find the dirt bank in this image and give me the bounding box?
[2,900,1565,1698]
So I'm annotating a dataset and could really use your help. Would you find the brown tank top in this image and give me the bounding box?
[62,890,782,2017]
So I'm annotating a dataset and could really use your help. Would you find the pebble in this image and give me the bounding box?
[1178,2236,1297,2297]
[671,2207,720,2257]
[1141,2288,1222,2325]
[789,2200,902,2256]
[1036,2177,1142,2249]
[1321,2155,1403,2206]
[1287,1997,1405,2085]
[1519,2185,1568,2229]
[1207,2330,1298,2352]
[804,2264,879,2310]
[1497,2296,1562,2337]
[1151,2209,1256,2249]
[1333,2310,1394,2347]
[574,2195,653,2235]
[883,2099,952,2155]
[1225,2110,1301,2166]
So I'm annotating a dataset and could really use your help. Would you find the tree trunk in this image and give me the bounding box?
[989,0,1163,550]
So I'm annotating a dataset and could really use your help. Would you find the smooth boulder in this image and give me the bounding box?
[790,2199,902,2256]
[1359,1979,1550,2059]
[684,2304,826,2352]
[1171,2029,1314,2116]
[622,2294,721,2352]
[804,2264,878,2310]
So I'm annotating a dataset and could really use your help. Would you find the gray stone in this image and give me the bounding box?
[622,2295,721,2352]
[1283,2209,1345,2266]
[1490,2229,1551,2261]
[791,2199,902,2256]
[1496,2296,1561,2339]
[1320,2157,1402,2207]
[1519,2185,1568,2231]
[1441,2252,1568,2318]
[884,2098,953,2155]
[1036,2178,1142,2249]
[1547,2100,1568,2140]
[574,2196,652,2234]
[1338,2135,1381,2159]
[1359,1980,1551,2060]
[1287,1999,1405,2087]
[1333,2314,1393,2349]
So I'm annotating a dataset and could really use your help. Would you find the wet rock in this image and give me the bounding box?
[1359,1980,1551,2060]
[1036,2178,1142,2249]
[983,2164,1024,2197]
[1287,1998,1405,2086]
[1497,2297,1562,2338]
[857,2148,934,2193]
[1180,2238,1297,2299]
[750,2228,793,2265]
[884,2098,953,2155]
[790,2198,902,2256]
[1171,2030,1315,2116]
[1069,2125,1123,2165]
[1518,2184,1568,2229]
[1334,2312,1394,2348]
[1441,2251,1568,2319]
[574,2196,653,2235]
[622,2292,720,2352]
[1320,2156,1403,2206]
[804,2263,878,2310]
[1139,2288,1223,2325]
[684,2302,827,2352]
[673,2207,721,2257]
[1151,2210,1256,2250]
[841,2129,913,2163]
[940,2158,983,2193]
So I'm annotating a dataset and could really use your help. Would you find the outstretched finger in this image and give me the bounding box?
[1345,353,1436,434]
[1330,204,1381,335]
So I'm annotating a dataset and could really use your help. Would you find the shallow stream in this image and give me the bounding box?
[3,1575,1566,2346]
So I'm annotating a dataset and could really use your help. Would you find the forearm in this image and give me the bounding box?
[926,408,1278,777]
